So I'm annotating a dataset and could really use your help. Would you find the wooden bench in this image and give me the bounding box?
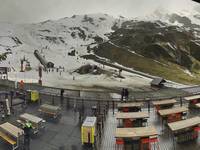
[18,113,45,134]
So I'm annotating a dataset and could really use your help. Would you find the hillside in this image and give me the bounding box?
[87,16,200,84]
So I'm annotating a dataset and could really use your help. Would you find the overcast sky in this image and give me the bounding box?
[0,0,197,23]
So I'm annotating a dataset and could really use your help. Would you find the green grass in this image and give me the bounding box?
[94,43,200,85]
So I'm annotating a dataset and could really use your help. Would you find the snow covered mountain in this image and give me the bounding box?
[1,12,200,88]
[0,14,125,71]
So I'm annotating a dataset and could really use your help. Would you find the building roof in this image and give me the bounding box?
[151,77,166,86]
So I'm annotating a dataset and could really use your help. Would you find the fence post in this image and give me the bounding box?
[82,99,84,116]
[180,97,182,107]
[106,100,109,113]
[52,95,55,105]
[98,101,100,115]
[148,100,150,114]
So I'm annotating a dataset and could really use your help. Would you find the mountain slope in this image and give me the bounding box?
[0,13,200,85]
[88,18,200,84]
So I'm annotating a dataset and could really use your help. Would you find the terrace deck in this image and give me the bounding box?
[101,108,200,150]
[0,102,199,150]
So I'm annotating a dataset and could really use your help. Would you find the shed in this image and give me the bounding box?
[151,77,166,88]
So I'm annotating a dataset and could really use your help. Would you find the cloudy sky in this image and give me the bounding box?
[0,0,197,23]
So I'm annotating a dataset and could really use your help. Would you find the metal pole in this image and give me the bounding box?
[10,91,13,109]
[98,101,100,115]
[173,133,176,150]
[52,95,55,105]
[112,101,114,115]
[82,99,84,116]
[107,100,109,110]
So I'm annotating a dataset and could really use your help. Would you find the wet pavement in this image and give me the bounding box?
[0,88,199,150]
[0,104,84,150]
[101,106,200,150]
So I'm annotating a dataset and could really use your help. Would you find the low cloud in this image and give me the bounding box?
[0,0,196,23]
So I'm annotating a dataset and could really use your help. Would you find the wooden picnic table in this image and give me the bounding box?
[152,99,177,106]
[116,112,149,119]
[115,126,158,138]
[168,116,200,132]
[158,107,188,116]
[0,122,24,138]
[39,104,61,118]
[20,113,43,124]
[19,113,45,134]
[40,104,60,112]
[168,116,200,146]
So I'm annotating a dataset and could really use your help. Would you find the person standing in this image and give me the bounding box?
[124,88,129,101]
[121,88,125,101]
[23,121,32,150]
[60,89,64,106]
